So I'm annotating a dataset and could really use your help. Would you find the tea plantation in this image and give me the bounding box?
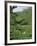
[10,7,32,40]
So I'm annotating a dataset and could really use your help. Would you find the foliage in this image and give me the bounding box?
[10,7,32,40]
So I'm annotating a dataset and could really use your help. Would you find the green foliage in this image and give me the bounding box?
[10,7,32,40]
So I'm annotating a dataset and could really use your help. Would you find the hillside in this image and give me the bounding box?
[10,7,32,40]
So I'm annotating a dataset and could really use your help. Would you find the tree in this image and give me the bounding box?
[10,6,17,13]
